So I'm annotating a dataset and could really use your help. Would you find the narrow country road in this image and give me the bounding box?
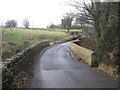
[31,42,118,88]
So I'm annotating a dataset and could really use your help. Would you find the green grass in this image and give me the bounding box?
[2,28,70,60]
[49,28,82,32]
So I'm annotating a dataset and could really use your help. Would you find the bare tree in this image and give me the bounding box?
[68,0,102,41]
[61,13,74,32]
[23,19,30,28]
[5,20,17,28]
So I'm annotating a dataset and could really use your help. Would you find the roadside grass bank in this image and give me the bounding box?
[2,28,80,88]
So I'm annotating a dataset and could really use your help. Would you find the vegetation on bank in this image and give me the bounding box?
[69,2,119,78]
[2,28,71,60]
[93,3,119,78]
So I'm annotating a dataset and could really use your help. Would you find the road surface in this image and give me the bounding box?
[31,42,118,88]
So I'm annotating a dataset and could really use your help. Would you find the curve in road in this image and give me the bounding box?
[31,42,118,88]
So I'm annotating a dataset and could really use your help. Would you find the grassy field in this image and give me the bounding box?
[2,28,70,60]
[49,28,82,32]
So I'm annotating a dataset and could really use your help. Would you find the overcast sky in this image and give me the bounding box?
[0,0,76,28]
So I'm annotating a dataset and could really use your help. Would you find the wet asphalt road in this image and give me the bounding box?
[31,42,118,88]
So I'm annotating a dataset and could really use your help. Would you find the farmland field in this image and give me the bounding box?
[2,28,71,60]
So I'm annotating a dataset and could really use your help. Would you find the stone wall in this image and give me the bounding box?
[2,41,50,88]
[70,41,94,66]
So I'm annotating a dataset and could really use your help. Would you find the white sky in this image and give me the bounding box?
[0,0,76,28]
